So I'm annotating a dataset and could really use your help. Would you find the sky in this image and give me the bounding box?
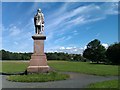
[1,2,119,54]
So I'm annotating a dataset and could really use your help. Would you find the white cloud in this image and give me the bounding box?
[84,45,87,49]
[73,30,78,35]
[14,42,18,45]
[44,2,118,48]
[60,47,65,49]
[46,43,109,54]
[9,26,21,36]
[66,36,72,40]
[54,35,72,44]
[54,37,66,44]
[2,2,118,53]
[44,2,118,52]
[102,43,109,49]
[83,43,109,50]
[66,16,85,25]
[96,33,100,37]
[2,18,34,52]
[46,2,118,36]
[66,47,73,49]
[102,2,118,15]
[47,46,84,54]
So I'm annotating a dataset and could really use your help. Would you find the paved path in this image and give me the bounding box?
[2,72,118,88]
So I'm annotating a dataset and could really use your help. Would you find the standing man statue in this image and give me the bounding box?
[34,8,44,34]
[27,8,50,73]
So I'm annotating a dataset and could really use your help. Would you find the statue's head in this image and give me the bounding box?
[37,8,41,13]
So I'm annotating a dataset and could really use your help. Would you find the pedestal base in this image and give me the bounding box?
[27,54,51,73]
[27,66,50,73]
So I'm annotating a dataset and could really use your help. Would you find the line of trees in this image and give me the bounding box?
[46,52,87,61]
[83,39,120,65]
[0,50,87,62]
[1,50,32,60]
[1,39,119,64]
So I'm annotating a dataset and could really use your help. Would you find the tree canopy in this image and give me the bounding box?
[106,42,120,64]
[83,39,106,63]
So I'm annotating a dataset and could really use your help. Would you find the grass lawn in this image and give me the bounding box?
[7,72,69,82]
[1,61,119,76]
[87,79,119,88]
[48,61,118,76]
[1,61,28,73]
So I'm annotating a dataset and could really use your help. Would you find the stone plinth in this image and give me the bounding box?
[27,34,50,73]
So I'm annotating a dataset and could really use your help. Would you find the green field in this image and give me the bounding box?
[1,61,119,76]
[1,61,28,73]
[88,79,118,88]
[48,61,118,76]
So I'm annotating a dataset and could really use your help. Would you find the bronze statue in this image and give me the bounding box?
[34,8,44,34]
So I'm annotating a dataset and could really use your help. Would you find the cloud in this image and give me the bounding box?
[7,18,33,39]
[60,47,65,49]
[73,30,79,35]
[2,2,118,53]
[96,33,100,37]
[46,2,118,36]
[54,36,72,44]
[84,45,87,50]
[102,2,118,15]
[46,43,109,54]
[9,26,21,36]
[46,4,97,29]
[102,43,109,49]
[44,2,118,52]
[46,46,84,54]
[2,18,34,52]
[26,2,39,16]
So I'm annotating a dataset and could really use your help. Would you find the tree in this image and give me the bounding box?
[2,50,10,60]
[106,42,120,64]
[83,39,106,63]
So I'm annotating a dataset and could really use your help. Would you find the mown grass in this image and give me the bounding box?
[1,61,119,76]
[88,79,119,88]
[1,61,28,73]
[7,72,69,82]
[48,61,118,76]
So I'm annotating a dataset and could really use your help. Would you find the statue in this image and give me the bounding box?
[27,8,50,73]
[34,8,44,34]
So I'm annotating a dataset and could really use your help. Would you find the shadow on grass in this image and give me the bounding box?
[89,62,118,66]
[89,62,106,65]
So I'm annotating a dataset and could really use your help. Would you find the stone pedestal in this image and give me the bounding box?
[27,34,50,73]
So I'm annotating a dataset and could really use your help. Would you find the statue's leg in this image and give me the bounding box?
[38,26,40,34]
[35,27,37,34]
[36,27,38,34]
[37,27,39,34]
[40,25,41,33]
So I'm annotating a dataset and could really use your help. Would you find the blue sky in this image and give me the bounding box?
[1,2,118,54]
